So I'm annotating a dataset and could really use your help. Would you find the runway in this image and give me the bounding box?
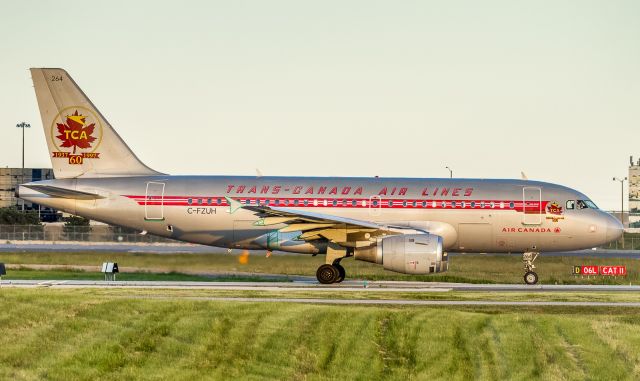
[3,279,640,292]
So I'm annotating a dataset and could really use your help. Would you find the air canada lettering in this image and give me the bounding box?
[226,185,475,197]
[502,227,558,233]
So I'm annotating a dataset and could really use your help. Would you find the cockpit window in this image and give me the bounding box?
[566,200,575,210]
[576,199,599,210]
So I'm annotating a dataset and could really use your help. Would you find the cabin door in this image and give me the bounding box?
[145,182,165,221]
[522,187,542,225]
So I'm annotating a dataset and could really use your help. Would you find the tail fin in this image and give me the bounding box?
[30,68,161,179]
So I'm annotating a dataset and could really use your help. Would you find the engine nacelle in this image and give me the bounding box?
[354,233,448,274]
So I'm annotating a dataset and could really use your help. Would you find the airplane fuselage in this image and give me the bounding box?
[20,176,621,253]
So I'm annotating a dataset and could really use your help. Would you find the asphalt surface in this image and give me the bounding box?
[3,279,640,292]
[1,242,639,258]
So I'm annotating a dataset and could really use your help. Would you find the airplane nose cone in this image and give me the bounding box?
[606,216,624,243]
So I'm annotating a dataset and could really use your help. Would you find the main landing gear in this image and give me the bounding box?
[522,252,539,285]
[316,245,349,284]
[316,263,345,284]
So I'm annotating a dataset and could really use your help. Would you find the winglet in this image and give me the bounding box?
[225,196,244,214]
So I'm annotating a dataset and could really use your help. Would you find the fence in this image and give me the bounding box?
[600,234,640,250]
[0,225,178,244]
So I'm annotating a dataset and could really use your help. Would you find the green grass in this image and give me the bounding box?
[1,251,639,284]
[1,288,640,380]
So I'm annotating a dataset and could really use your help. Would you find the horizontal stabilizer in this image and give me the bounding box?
[24,185,105,200]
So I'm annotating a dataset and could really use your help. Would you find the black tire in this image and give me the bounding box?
[317,264,339,284]
[334,263,346,283]
[524,271,539,285]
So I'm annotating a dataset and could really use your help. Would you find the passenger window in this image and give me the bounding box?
[566,200,575,210]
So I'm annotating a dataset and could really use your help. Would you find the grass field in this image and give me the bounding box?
[1,288,640,380]
[1,250,639,284]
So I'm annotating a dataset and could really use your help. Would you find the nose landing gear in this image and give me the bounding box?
[522,252,539,285]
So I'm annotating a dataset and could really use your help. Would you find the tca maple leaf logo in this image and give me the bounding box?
[56,110,96,154]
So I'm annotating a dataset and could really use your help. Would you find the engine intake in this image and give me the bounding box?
[354,233,447,274]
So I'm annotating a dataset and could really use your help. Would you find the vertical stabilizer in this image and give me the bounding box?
[30,68,161,178]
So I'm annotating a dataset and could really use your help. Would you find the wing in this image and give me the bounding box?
[225,197,408,248]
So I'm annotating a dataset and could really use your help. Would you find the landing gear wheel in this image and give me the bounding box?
[334,263,346,283]
[524,271,539,285]
[317,264,339,284]
[522,252,540,285]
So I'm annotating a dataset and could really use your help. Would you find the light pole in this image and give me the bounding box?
[16,122,30,211]
[613,176,627,248]
[445,166,452,178]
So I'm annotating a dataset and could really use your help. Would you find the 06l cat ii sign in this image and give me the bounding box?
[572,265,627,276]
[50,107,102,165]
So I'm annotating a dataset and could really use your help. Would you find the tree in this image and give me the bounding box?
[62,215,92,241]
[0,207,41,225]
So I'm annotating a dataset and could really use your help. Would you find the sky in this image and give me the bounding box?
[0,0,638,210]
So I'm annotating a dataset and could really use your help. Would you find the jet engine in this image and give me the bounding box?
[354,233,448,274]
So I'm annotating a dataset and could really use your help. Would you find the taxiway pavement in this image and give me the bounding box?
[3,279,640,292]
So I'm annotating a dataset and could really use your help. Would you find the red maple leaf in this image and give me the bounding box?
[56,110,97,154]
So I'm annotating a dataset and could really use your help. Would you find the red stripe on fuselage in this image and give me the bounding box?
[122,195,550,212]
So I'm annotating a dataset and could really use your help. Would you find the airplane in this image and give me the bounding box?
[18,68,624,285]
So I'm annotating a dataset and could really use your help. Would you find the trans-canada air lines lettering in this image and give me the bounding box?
[225,184,475,197]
